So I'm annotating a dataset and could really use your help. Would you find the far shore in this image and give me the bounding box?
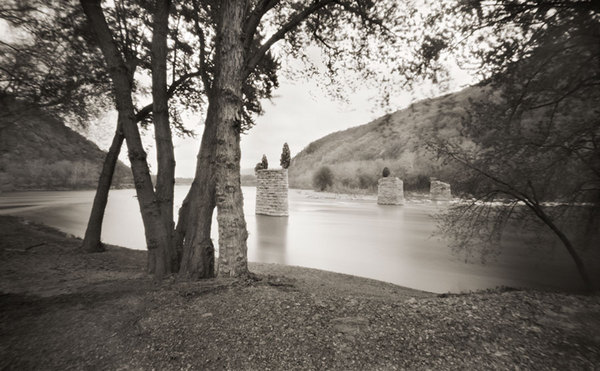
[1,215,599,370]
[0,185,431,201]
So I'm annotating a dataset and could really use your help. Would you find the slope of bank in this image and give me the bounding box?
[0,101,132,191]
[1,215,598,370]
[288,85,487,192]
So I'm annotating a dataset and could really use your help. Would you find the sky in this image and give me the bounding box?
[173,79,390,176]
[162,62,475,177]
[0,8,476,178]
[83,62,475,178]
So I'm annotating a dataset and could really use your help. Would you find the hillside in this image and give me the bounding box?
[289,85,490,192]
[0,101,132,191]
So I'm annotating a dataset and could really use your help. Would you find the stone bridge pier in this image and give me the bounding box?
[377,177,404,205]
[430,180,452,201]
[255,169,289,216]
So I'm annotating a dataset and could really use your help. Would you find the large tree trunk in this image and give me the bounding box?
[178,104,218,279]
[212,0,249,277]
[81,0,172,279]
[149,0,177,273]
[173,191,190,269]
[80,123,124,253]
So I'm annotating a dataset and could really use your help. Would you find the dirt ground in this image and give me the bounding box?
[1,215,599,370]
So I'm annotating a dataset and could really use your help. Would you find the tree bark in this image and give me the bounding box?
[81,0,172,279]
[173,191,189,268]
[212,0,250,277]
[150,0,177,272]
[178,103,218,279]
[529,203,595,292]
[80,122,124,253]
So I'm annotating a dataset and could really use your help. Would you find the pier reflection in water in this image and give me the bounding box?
[1,186,597,293]
[250,215,289,265]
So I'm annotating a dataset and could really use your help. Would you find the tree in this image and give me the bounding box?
[280,142,290,169]
[261,154,268,170]
[147,0,178,272]
[73,0,445,279]
[0,0,128,254]
[431,75,599,290]
[0,1,112,123]
[313,166,334,191]
[189,0,424,277]
[78,0,265,269]
[423,0,600,291]
[78,0,283,278]
[79,0,181,278]
[416,1,600,86]
[176,0,282,279]
[357,172,377,190]
[4,0,282,277]
[15,0,439,279]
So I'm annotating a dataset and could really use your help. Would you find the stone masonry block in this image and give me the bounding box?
[256,169,289,216]
[430,180,451,201]
[377,177,404,205]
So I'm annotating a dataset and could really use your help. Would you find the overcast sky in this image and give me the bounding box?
[171,78,390,176]
[0,13,476,178]
[83,63,475,178]
[163,64,475,177]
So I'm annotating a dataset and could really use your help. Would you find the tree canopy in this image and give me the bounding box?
[7,0,596,286]
[422,0,600,291]
[0,0,111,123]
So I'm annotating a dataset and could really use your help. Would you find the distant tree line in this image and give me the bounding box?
[305,164,442,193]
[1,159,131,190]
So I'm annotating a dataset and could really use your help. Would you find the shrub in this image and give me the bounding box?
[280,142,291,169]
[404,173,430,191]
[382,167,390,177]
[254,162,264,172]
[358,173,377,189]
[313,166,333,191]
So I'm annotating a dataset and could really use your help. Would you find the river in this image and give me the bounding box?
[0,186,594,293]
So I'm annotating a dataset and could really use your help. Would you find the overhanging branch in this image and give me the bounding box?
[191,0,212,91]
[134,70,203,122]
[243,0,279,52]
[244,0,336,76]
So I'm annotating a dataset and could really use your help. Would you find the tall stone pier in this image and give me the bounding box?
[256,169,289,216]
[377,177,404,205]
[430,180,452,201]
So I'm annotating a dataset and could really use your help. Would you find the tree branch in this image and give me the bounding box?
[243,0,279,51]
[244,0,336,76]
[134,70,203,122]
[191,0,212,92]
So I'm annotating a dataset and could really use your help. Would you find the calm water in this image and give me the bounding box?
[0,186,595,293]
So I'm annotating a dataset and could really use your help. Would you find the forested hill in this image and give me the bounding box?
[288,85,488,192]
[0,103,132,191]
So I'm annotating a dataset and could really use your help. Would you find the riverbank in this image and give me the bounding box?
[1,215,599,370]
[297,188,448,203]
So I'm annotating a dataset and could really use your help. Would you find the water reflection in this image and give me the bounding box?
[250,215,289,264]
[1,186,598,293]
[376,202,407,219]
